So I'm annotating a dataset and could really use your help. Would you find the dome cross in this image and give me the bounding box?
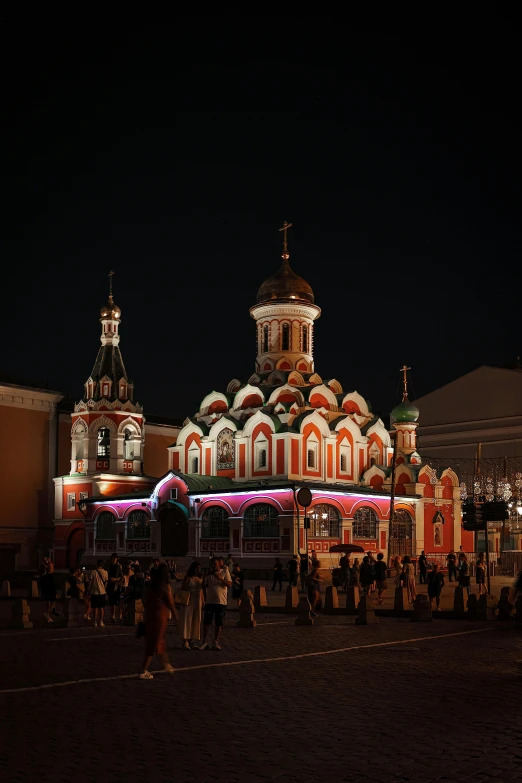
[400,364,411,401]
[278,221,293,261]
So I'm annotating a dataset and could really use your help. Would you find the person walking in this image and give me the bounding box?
[66,566,81,600]
[231,563,245,608]
[286,555,299,587]
[427,562,445,612]
[306,562,323,617]
[446,549,458,582]
[90,559,108,627]
[352,557,361,589]
[179,561,204,649]
[272,558,284,592]
[340,554,351,592]
[299,553,309,593]
[392,555,402,587]
[40,561,59,623]
[139,563,178,679]
[199,556,232,650]
[107,553,124,625]
[359,556,374,596]
[475,554,487,595]
[373,552,388,604]
[226,553,235,572]
[458,552,470,596]
[401,555,417,604]
[418,550,428,584]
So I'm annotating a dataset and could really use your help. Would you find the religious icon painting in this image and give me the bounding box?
[217,427,235,469]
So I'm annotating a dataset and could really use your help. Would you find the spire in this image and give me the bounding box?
[108,269,115,303]
[400,364,411,401]
[278,220,293,268]
[99,271,121,346]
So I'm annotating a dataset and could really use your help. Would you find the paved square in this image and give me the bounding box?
[1,607,521,783]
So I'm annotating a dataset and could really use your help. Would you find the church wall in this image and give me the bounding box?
[143,424,179,478]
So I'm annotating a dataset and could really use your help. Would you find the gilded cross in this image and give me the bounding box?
[400,364,411,401]
[278,221,293,257]
[108,270,115,298]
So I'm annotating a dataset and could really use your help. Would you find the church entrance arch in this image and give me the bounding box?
[157,502,189,556]
[67,527,85,569]
[390,509,414,557]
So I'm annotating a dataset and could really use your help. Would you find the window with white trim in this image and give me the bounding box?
[97,427,110,457]
[79,492,89,502]
[306,433,319,470]
[67,493,76,511]
[170,488,178,500]
[263,325,269,353]
[188,445,200,474]
[124,428,134,460]
[281,322,290,351]
[254,435,269,471]
[339,439,351,474]
[352,506,378,538]
[302,325,308,353]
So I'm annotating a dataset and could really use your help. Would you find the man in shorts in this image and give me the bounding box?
[373,552,388,605]
[199,556,232,650]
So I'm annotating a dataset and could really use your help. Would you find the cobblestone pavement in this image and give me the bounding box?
[1,610,522,783]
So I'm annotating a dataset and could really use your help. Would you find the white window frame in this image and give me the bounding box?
[188,444,200,474]
[79,491,89,502]
[306,433,319,470]
[339,439,352,475]
[254,434,269,471]
[170,488,178,500]
[67,493,76,511]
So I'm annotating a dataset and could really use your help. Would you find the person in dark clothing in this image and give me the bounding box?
[40,561,59,623]
[373,552,388,604]
[427,563,445,611]
[231,564,245,607]
[418,551,428,584]
[127,564,146,600]
[107,553,124,624]
[446,550,457,582]
[359,556,375,595]
[299,553,309,592]
[272,558,284,592]
[66,566,81,600]
[287,555,299,587]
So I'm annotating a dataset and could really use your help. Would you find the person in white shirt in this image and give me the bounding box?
[89,559,109,627]
[199,557,232,650]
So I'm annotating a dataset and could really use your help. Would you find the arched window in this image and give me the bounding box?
[97,427,110,457]
[124,428,134,460]
[191,456,199,474]
[75,428,85,460]
[244,503,279,537]
[309,504,341,537]
[281,323,290,351]
[340,453,346,472]
[390,508,414,556]
[307,449,316,469]
[127,510,150,539]
[302,325,308,353]
[201,506,230,538]
[96,511,116,540]
[259,449,267,468]
[263,325,269,353]
[352,506,378,538]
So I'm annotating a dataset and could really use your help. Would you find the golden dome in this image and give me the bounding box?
[256,255,315,305]
[99,294,121,321]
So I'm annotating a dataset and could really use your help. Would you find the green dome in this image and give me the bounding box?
[391,400,419,423]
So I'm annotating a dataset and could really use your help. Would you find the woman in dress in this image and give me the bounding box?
[401,555,417,604]
[139,563,179,679]
[475,554,487,595]
[351,558,360,588]
[306,563,323,617]
[179,561,204,650]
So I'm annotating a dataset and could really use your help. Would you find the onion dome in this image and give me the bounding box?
[100,294,121,321]
[256,256,315,304]
[391,400,420,423]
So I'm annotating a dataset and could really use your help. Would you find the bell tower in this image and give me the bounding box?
[70,273,144,476]
[391,365,420,456]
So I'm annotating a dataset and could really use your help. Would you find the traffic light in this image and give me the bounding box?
[462,501,486,531]
[484,501,509,522]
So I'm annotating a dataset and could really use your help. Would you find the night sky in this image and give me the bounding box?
[3,19,521,424]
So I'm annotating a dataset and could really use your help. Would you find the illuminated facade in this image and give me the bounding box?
[54,225,470,568]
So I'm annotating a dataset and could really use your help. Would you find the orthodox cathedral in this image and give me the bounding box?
[53,225,471,568]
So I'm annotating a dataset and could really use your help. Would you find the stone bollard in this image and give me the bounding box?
[394,587,409,614]
[497,587,514,621]
[254,585,268,609]
[236,589,256,628]
[11,598,32,629]
[345,585,360,613]
[466,593,478,620]
[63,599,82,628]
[477,593,497,621]
[410,594,432,622]
[125,599,144,626]
[355,594,378,625]
[516,595,522,625]
[28,579,39,599]
[285,585,299,611]
[323,585,339,614]
[1,580,10,597]
[453,586,466,615]
[295,595,314,626]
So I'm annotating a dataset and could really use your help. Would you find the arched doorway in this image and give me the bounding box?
[390,509,414,557]
[157,502,189,556]
[67,528,85,568]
